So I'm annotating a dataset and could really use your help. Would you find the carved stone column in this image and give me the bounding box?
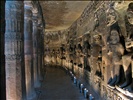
[0,1,6,100]
[5,1,26,100]
[37,26,43,81]
[40,31,44,80]
[24,1,36,99]
[32,17,41,88]
[42,31,45,74]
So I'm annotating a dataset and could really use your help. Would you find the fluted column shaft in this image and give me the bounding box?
[40,31,44,80]
[37,28,43,81]
[24,2,36,99]
[5,1,26,100]
[32,18,41,88]
[41,32,45,79]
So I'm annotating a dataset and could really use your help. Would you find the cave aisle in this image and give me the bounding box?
[38,66,86,100]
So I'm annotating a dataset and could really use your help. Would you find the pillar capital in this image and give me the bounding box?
[24,1,39,16]
[24,1,33,10]
[32,16,38,26]
[5,1,23,20]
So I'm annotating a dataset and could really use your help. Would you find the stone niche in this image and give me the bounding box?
[44,1,133,100]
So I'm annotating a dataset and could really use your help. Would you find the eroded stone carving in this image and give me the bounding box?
[75,38,84,68]
[92,34,102,77]
[83,33,91,71]
[119,2,133,93]
[43,1,133,99]
[106,3,118,27]
[60,44,66,60]
[107,29,124,86]
[125,2,133,41]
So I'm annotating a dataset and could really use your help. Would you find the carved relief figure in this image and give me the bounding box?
[83,34,91,71]
[69,43,74,64]
[125,2,133,41]
[77,42,84,68]
[55,49,59,64]
[106,3,118,27]
[51,49,55,64]
[93,12,99,31]
[107,29,124,86]
[119,3,133,92]
[60,44,66,60]
[106,3,124,86]
[73,44,77,65]
[77,38,84,67]
[92,34,102,77]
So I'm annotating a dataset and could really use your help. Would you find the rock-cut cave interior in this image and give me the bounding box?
[0,1,133,100]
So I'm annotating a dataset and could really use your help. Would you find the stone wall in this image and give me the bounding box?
[44,1,133,100]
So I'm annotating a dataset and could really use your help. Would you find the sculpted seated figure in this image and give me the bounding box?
[107,29,124,86]
[119,41,133,92]
[106,2,125,87]
[125,2,133,41]
[119,2,133,92]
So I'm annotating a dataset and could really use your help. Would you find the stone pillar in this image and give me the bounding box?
[0,1,6,100]
[24,1,36,99]
[40,32,45,80]
[32,17,41,88]
[5,1,26,100]
[37,27,43,81]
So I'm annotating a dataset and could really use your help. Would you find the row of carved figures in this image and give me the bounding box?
[44,2,133,99]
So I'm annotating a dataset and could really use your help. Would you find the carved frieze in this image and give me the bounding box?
[43,1,133,99]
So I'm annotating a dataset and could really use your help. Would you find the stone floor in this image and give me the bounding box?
[38,66,87,100]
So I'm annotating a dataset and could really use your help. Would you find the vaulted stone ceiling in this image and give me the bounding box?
[39,1,89,31]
